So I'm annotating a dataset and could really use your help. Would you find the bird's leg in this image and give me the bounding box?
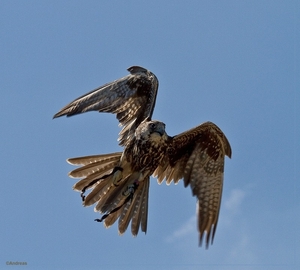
[122,181,139,198]
[112,167,123,187]
[95,180,140,223]
[80,166,123,201]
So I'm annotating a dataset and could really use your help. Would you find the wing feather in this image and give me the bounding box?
[154,121,231,248]
[53,66,159,146]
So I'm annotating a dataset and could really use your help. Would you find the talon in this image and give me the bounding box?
[94,215,107,222]
[80,186,87,201]
[94,182,138,224]
[80,170,118,202]
[81,192,85,202]
[122,181,139,197]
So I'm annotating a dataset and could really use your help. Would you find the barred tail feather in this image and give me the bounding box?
[67,153,122,166]
[83,178,112,207]
[67,152,122,193]
[118,179,148,235]
[131,178,149,235]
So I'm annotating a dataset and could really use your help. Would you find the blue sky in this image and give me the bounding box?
[1,1,299,269]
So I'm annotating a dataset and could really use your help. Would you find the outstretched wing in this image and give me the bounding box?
[53,66,159,146]
[153,122,232,248]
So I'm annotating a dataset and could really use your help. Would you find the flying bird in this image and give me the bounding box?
[53,66,232,248]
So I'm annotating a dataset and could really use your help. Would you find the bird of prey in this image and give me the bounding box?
[53,66,232,248]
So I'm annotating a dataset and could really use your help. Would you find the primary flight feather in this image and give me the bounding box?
[54,66,231,248]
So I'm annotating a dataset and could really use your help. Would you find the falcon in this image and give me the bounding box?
[53,66,232,248]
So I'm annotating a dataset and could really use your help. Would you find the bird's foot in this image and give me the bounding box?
[80,167,123,202]
[95,181,139,223]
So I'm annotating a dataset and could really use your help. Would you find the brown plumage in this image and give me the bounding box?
[54,66,232,248]
[53,66,158,146]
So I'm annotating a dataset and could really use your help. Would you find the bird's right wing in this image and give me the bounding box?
[53,66,159,146]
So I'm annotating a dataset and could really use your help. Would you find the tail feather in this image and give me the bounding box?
[72,170,111,191]
[103,207,123,229]
[118,183,143,235]
[83,178,112,207]
[68,152,122,192]
[118,201,136,235]
[100,179,150,236]
[67,153,122,166]
[67,152,150,236]
[69,160,118,178]
[130,185,145,236]
[96,178,129,213]
[68,153,121,178]
[140,179,149,234]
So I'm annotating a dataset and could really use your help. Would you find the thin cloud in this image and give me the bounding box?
[226,231,257,264]
[224,188,245,214]
[165,215,196,243]
[166,188,246,243]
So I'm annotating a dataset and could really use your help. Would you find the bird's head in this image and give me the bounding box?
[136,120,167,141]
[148,120,166,136]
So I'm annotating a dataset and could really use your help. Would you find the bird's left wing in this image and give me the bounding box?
[153,121,231,248]
[53,66,158,146]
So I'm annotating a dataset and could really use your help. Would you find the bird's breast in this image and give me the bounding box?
[127,136,168,173]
